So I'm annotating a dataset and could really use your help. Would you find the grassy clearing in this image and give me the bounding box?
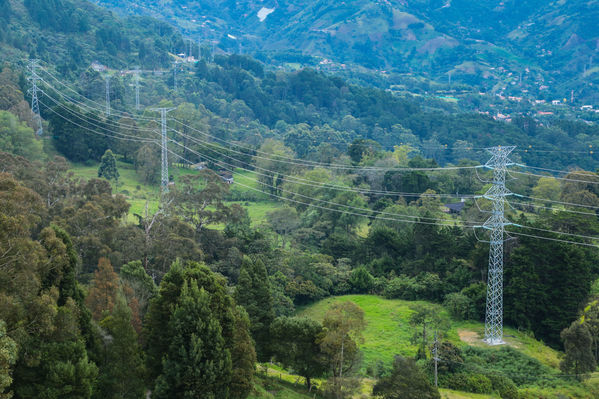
[70,162,280,226]
[249,374,320,399]
[298,295,561,370]
[439,389,499,399]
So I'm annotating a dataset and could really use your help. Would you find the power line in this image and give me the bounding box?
[39,100,158,143]
[166,139,477,226]
[170,118,483,172]
[41,91,159,135]
[513,194,599,210]
[166,147,477,228]
[510,200,598,216]
[168,127,480,199]
[512,170,599,185]
[511,224,599,242]
[516,164,598,177]
[507,230,599,249]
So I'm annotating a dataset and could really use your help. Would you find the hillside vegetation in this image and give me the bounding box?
[92,0,599,102]
[1,1,599,399]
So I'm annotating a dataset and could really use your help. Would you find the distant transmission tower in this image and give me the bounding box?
[150,107,176,193]
[27,60,43,136]
[480,146,515,345]
[173,61,178,90]
[133,68,141,111]
[104,75,111,116]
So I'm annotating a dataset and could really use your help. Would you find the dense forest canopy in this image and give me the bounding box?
[1,0,599,398]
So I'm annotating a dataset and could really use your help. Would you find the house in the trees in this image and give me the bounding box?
[218,171,234,184]
[191,162,207,170]
[442,200,466,214]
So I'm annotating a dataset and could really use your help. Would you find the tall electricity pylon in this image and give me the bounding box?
[173,61,178,90]
[27,60,43,136]
[150,107,176,193]
[133,68,141,111]
[480,146,515,345]
[105,75,111,116]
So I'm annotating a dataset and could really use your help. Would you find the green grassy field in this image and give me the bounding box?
[250,375,322,399]
[70,162,279,226]
[297,295,561,370]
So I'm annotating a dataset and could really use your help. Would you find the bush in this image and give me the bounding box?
[443,292,473,320]
[383,275,423,300]
[349,267,374,293]
[487,374,519,399]
[462,346,553,386]
[446,373,493,394]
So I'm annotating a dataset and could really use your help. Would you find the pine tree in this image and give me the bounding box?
[94,297,145,399]
[234,256,275,362]
[98,149,119,183]
[230,306,256,399]
[153,280,232,399]
[144,260,255,395]
[86,257,119,320]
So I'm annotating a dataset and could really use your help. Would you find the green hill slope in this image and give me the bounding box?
[298,295,560,369]
[298,295,599,398]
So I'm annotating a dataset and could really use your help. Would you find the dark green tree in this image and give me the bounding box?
[230,307,256,399]
[504,226,596,347]
[94,298,145,399]
[560,321,596,380]
[234,256,275,362]
[144,260,254,396]
[153,280,232,399]
[98,149,119,183]
[270,316,327,390]
[373,355,440,399]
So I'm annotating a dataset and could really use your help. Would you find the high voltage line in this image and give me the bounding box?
[39,82,599,211]
[37,68,599,179]
[38,78,599,214]
[39,74,483,172]
[27,60,599,351]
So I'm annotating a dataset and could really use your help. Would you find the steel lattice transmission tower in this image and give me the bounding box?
[173,61,178,90]
[104,75,111,116]
[132,68,141,111]
[27,60,43,136]
[150,107,176,193]
[481,146,515,345]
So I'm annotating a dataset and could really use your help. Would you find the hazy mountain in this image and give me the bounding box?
[90,0,599,101]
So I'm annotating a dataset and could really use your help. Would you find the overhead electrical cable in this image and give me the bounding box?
[167,127,479,199]
[512,170,599,184]
[39,99,158,143]
[166,147,477,228]
[165,139,478,226]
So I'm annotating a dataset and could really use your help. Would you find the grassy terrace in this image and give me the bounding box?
[298,295,561,370]
[70,161,280,226]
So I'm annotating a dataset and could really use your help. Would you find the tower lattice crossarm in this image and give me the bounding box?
[27,60,44,136]
[480,146,515,345]
[149,107,176,194]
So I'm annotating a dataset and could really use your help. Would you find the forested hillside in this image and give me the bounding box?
[1,0,599,398]
[91,0,599,102]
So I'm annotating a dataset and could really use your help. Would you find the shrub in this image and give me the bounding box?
[487,374,519,399]
[446,373,493,394]
[383,275,423,300]
[349,267,374,293]
[443,292,473,320]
